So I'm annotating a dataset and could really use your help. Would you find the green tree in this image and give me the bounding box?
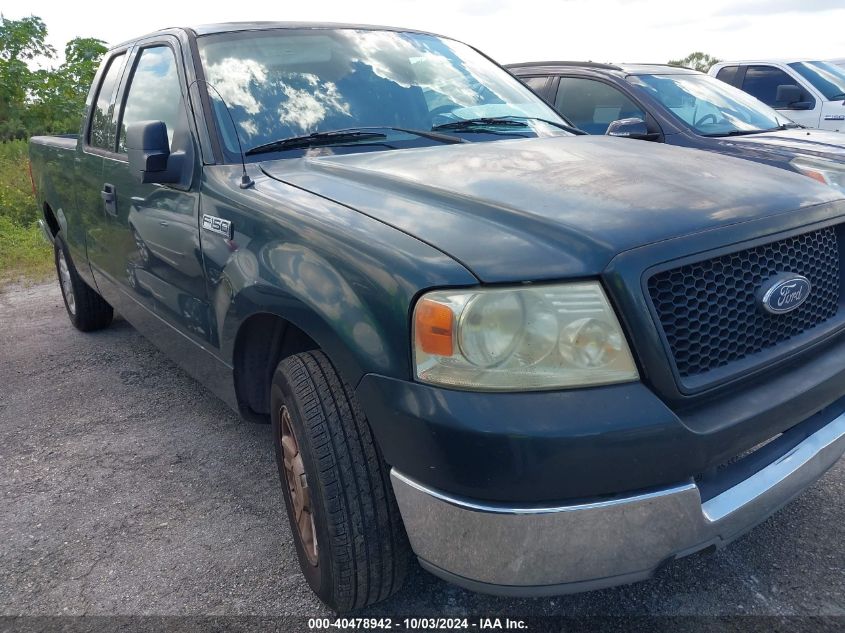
[0,14,54,60]
[668,52,722,73]
[28,37,107,134]
[0,15,106,139]
[0,15,56,139]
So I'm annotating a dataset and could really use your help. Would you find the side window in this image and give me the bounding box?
[521,76,551,98]
[87,54,126,150]
[117,46,184,154]
[555,77,645,134]
[742,65,804,108]
[715,65,740,86]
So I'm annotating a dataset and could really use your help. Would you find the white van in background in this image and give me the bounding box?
[710,60,845,132]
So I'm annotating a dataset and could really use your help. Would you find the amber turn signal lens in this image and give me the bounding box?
[415,299,454,356]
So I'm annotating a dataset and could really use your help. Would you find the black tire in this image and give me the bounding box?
[270,351,410,612]
[54,236,113,332]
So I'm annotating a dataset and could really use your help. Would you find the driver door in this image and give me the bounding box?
[98,37,212,346]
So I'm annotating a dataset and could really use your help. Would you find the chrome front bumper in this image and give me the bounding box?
[391,411,845,596]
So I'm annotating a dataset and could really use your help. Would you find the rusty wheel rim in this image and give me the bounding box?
[280,405,318,566]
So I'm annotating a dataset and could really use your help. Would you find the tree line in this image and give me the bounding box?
[0,15,106,141]
[668,51,721,73]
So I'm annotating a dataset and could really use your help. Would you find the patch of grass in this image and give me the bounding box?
[0,139,52,286]
[0,216,53,286]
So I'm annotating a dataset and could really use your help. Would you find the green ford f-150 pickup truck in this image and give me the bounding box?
[29,22,845,612]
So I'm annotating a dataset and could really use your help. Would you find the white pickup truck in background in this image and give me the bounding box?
[710,60,845,132]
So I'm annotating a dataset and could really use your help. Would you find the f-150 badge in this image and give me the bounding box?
[202,214,233,239]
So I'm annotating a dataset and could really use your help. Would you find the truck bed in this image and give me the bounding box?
[29,134,79,150]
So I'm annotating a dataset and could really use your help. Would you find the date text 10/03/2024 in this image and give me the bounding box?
[307,618,528,630]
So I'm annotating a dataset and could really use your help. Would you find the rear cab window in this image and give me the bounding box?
[87,53,127,150]
[715,65,740,87]
[520,76,552,100]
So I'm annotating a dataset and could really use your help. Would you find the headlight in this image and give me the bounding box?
[790,157,845,191]
[413,282,639,391]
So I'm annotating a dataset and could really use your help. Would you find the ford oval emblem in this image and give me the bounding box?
[758,274,812,315]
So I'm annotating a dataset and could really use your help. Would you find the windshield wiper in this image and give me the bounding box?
[246,130,388,156]
[433,117,530,131]
[433,116,584,136]
[245,126,465,156]
[702,128,775,137]
[390,127,467,144]
[505,116,585,135]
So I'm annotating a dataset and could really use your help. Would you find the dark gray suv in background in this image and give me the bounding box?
[509,61,845,193]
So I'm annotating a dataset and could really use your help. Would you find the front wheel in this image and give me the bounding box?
[54,237,113,332]
[270,351,410,612]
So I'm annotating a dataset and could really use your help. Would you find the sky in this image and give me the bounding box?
[3,0,844,66]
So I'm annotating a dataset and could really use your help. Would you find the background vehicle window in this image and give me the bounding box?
[521,76,550,95]
[742,66,806,108]
[118,46,184,153]
[88,54,126,150]
[555,77,645,134]
[630,73,790,136]
[788,61,845,101]
[715,65,739,86]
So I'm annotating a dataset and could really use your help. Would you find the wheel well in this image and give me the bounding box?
[233,314,319,422]
[43,203,60,237]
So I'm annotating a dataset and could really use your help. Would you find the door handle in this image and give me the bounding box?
[101,183,117,216]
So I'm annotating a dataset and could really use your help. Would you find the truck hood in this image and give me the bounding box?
[714,128,845,161]
[260,135,842,282]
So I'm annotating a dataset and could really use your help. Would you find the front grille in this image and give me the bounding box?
[648,226,841,379]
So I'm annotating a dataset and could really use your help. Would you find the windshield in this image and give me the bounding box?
[629,73,794,136]
[788,61,845,101]
[196,29,570,160]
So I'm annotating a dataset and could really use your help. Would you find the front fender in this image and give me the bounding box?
[217,254,382,387]
[201,165,478,387]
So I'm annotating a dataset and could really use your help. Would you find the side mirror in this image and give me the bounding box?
[776,85,813,110]
[606,118,659,141]
[126,120,182,184]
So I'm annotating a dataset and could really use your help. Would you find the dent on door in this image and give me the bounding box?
[124,187,211,341]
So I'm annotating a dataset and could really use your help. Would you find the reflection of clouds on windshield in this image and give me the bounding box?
[203,54,352,134]
[205,57,267,114]
[339,30,482,107]
[198,29,552,145]
[410,52,480,106]
[279,73,350,132]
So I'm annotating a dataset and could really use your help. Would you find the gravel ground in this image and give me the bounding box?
[1,281,843,620]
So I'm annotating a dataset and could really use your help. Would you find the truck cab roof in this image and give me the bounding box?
[112,22,442,50]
